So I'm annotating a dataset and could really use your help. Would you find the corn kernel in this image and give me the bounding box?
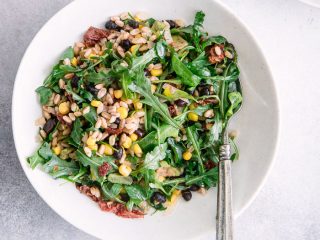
[91,100,102,107]
[134,101,143,110]
[130,133,138,142]
[151,84,157,93]
[86,136,96,147]
[150,69,163,77]
[133,143,142,157]
[183,151,192,160]
[117,107,128,119]
[103,144,114,155]
[119,164,132,177]
[52,146,61,155]
[58,102,70,115]
[188,112,199,122]
[71,57,78,67]
[122,137,132,149]
[134,16,142,22]
[88,144,98,151]
[163,87,172,97]
[114,89,123,99]
[130,44,140,54]
[169,190,181,205]
[189,103,196,110]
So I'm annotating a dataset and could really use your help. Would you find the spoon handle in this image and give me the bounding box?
[216,144,233,240]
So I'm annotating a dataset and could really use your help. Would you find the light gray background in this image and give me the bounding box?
[1,0,320,239]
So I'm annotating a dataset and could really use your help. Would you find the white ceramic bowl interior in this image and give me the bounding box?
[12,0,279,239]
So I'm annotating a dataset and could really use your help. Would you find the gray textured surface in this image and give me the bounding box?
[1,0,320,240]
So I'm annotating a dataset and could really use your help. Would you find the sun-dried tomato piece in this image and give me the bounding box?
[83,26,110,47]
[98,200,144,219]
[105,127,123,135]
[98,162,112,176]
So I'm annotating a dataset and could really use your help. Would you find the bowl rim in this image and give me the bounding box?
[12,0,280,238]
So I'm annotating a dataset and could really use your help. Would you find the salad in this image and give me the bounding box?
[29,11,242,218]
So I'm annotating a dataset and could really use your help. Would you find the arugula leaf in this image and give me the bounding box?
[120,71,134,99]
[131,48,157,72]
[70,118,82,147]
[76,150,115,168]
[202,36,226,49]
[35,86,53,105]
[108,173,133,185]
[125,185,147,203]
[60,46,74,60]
[137,124,179,151]
[167,138,183,165]
[38,142,53,160]
[142,143,168,170]
[226,92,242,117]
[129,70,180,129]
[186,126,204,173]
[171,53,201,87]
[82,104,97,126]
[43,155,79,178]
[186,167,218,186]
[27,150,45,169]
[65,82,85,103]
[101,183,124,203]
[192,11,206,52]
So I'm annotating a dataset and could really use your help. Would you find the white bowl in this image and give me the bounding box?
[12,0,279,239]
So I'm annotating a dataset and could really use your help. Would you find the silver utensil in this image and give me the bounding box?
[216,80,242,240]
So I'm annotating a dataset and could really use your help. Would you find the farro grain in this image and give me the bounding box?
[71,102,78,112]
[95,118,102,129]
[95,83,104,90]
[214,46,222,56]
[111,16,120,21]
[110,123,118,129]
[150,35,157,42]
[63,116,72,124]
[132,37,147,44]
[53,94,61,105]
[119,101,128,109]
[98,144,105,155]
[225,50,233,59]
[109,135,116,146]
[130,29,140,36]
[35,117,46,126]
[90,187,101,198]
[43,111,51,120]
[204,109,214,118]
[101,132,109,141]
[52,137,58,147]
[117,46,125,58]
[139,44,149,52]
[83,106,90,115]
[92,131,99,139]
[84,147,92,157]
[52,131,58,138]
[82,133,88,143]
[97,103,104,114]
[63,58,71,66]
[84,49,92,58]
[68,112,76,121]
[115,19,124,27]
[74,111,82,117]
[96,132,103,141]
[40,129,47,139]
[64,73,74,80]
[134,111,145,118]
[119,119,125,129]
[59,79,65,89]
[108,87,114,95]
[97,88,107,99]
[101,117,108,128]
[63,128,71,136]
[102,112,111,120]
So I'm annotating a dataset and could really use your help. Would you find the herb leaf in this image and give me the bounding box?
[35,86,53,105]
[43,155,79,178]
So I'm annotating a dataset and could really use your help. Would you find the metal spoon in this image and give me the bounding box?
[216,79,242,240]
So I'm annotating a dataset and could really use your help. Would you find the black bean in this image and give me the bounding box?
[182,190,192,201]
[166,20,177,29]
[199,86,210,96]
[189,184,200,192]
[120,193,130,202]
[151,192,166,204]
[71,76,80,88]
[114,118,120,125]
[113,147,123,160]
[128,19,139,29]
[135,128,145,138]
[174,99,188,107]
[105,20,120,30]
[119,39,131,51]
[43,118,57,134]
[85,83,98,96]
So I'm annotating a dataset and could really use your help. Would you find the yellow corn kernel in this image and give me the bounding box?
[52,146,61,155]
[134,16,142,22]
[150,69,163,77]
[133,143,142,157]
[183,151,192,161]
[71,57,78,67]
[134,101,143,110]
[91,100,102,107]
[88,144,98,151]
[58,102,70,115]
[122,137,132,149]
[189,103,196,110]
[130,44,140,54]
[151,84,157,93]
[188,112,199,122]
[170,190,181,205]
[117,107,128,119]
[114,89,123,99]
[119,164,132,177]
[86,136,96,147]
[130,133,138,142]
[103,144,114,155]
[163,87,172,97]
